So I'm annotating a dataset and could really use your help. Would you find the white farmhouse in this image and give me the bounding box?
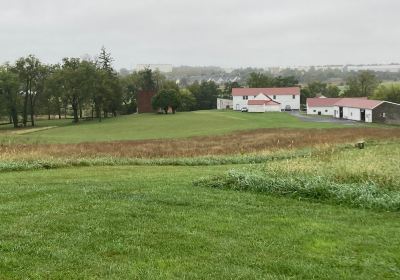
[232,87,300,112]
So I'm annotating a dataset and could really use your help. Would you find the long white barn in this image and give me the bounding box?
[307,97,400,124]
[232,87,300,112]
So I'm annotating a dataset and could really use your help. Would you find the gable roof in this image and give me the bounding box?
[232,87,300,96]
[248,99,281,106]
[333,98,384,110]
[307,98,343,107]
[307,97,369,108]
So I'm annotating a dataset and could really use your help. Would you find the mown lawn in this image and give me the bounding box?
[0,110,348,144]
[0,164,399,279]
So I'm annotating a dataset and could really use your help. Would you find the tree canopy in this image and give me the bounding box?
[344,71,380,97]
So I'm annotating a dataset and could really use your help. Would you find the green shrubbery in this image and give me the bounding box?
[194,169,400,211]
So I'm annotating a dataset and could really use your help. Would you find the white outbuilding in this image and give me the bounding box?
[333,99,383,123]
[217,98,233,110]
[307,98,343,116]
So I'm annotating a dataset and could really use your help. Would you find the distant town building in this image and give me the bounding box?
[345,64,400,73]
[136,64,173,73]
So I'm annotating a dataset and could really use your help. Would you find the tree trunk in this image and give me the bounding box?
[29,94,35,127]
[10,106,18,128]
[23,92,28,126]
[96,107,102,122]
[72,96,79,123]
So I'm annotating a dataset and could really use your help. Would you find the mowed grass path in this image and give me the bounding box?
[0,111,346,144]
[0,165,399,279]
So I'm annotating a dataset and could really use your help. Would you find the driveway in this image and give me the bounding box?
[288,111,358,125]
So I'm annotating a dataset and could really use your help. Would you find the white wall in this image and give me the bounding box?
[217,98,233,110]
[248,104,281,112]
[365,109,372,123]
[233,95,250,110]
[273,95,300,110]
[233,94,300,111]
[344,107,360,121]
[307,106,335,116]
[333,106,340,118]
[333,106,373,123]
[248,105,265,113]
[265,105,281,112]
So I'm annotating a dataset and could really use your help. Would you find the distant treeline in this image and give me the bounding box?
[162,65,400,85]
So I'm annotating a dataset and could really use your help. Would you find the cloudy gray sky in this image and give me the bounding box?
[1,0,399,69]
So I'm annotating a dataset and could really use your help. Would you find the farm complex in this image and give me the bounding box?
[307,97,400,124]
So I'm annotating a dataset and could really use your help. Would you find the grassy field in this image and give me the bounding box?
[1,111,400,279]
[0,111,349,144]
[1,163,399,279]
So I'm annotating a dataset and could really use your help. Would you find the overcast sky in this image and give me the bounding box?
[1,0,399,69]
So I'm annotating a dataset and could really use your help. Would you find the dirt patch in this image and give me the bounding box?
[2,126,57,135]
[1,127,400,160]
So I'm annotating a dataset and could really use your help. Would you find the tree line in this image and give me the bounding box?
[0,48,125,127]
[2,49,399,126]
[0,48,229,125]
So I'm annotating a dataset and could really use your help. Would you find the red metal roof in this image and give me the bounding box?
[307,97,369,108]
[232,87,300,96]
[333,98,384,110]
[248,99,281,106]
[307,98,343,107]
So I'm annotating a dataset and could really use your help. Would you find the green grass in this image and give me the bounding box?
[0,110,348,144]
[266,142,400,191]
[0,165,399,279]
[195,169,400,211]
[1,112,399,278]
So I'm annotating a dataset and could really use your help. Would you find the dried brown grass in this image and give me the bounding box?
[1,127,400,160]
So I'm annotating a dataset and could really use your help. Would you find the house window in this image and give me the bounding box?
[313,110,316,113]
[382,112,386,118]
[273,95,276,99]
[292,95,295,99]
[242,96,248,100]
